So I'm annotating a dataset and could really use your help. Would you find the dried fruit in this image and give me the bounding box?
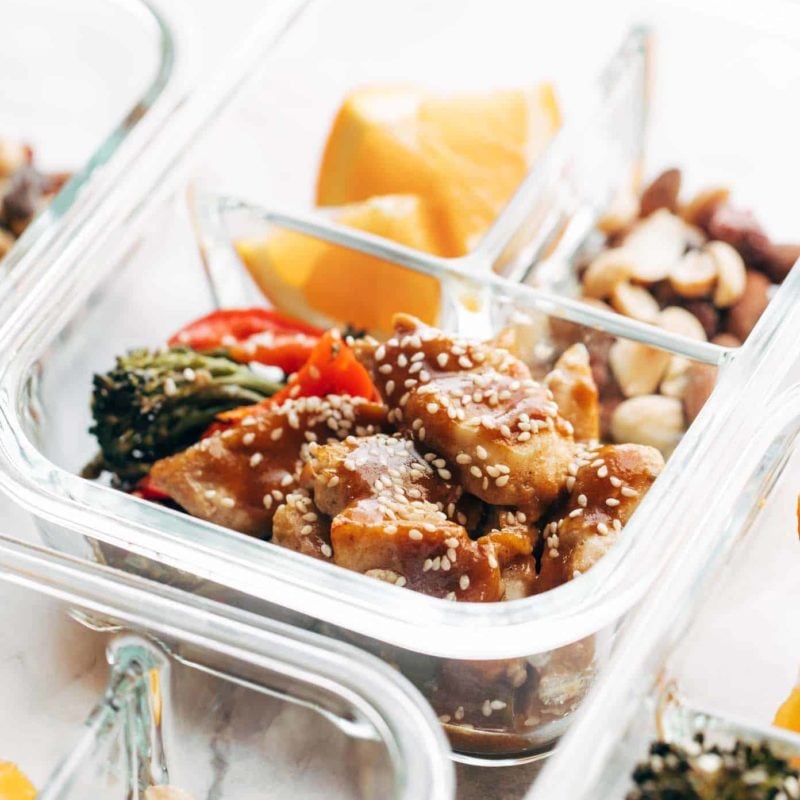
[657,306,708,342]
[609,282,660,322]
[727,269,770,341]
[611,394,684,458]
[608,339,671,397]
[683,361,717,423]
[624,209,689,284]
[639,168,681,217]
[707,240,747,307]
[582,247,635,298]
[669,250,717,299]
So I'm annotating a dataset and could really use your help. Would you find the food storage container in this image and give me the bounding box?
[0,0,798,766]
[528,379,800,799]
[0,532,453,798]
[0,0,183,297]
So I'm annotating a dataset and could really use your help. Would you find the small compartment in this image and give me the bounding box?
[0,0,178,275]
[528,382,800,798]
[0,537,452,799]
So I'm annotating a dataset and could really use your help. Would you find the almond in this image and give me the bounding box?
[727,270,770,341]
[760,242,800,283]
[707,240,746,307]
[624,209,689,284]
[683,362,718,424]
[608,339,671,397]
[680,186,730,231]
[609,282,660,322]
[639,168,681,217]
[657,306,708,341]
[582,248,635,298]
[668,250,717,299]
[611,395,684,458]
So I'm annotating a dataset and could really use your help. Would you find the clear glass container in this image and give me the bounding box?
[1,0,799,767]
[0,0,182,291]
[528,377,800,798]
[0,533,453,799]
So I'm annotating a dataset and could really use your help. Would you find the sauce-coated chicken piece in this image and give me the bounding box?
[544,344,599,442]
[272,491,332,560]
[303,433,503,600]
[536,443,664,591]
[357,314,575,520]
[149,395,386,536]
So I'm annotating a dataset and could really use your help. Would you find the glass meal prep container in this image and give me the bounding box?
[0,0,181,296]
[0,532,453,799]
[0,0,799,767]
[528,370,800,798]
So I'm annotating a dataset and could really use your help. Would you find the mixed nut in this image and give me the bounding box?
[0,136,68,259]
[560,169,800,456]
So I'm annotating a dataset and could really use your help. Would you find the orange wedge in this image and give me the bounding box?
[236,194,445,337]
[316,83,561,255]
[0,763,35,800]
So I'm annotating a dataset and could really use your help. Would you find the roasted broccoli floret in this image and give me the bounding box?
[90,346,281,485]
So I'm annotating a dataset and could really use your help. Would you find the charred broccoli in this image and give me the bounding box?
[90,346,281,486]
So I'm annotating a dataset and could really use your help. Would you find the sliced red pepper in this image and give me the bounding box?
[132,474,173,503]
[227,331,319,374]
[271,329,378,403]
[169,308,323,352]
[206,330,378,437]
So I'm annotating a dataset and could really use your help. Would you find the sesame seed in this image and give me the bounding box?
[263,495,273,509]
[204,489,217,499]
[436,353,448,368]
[500,424,512,438]
[301,525,313,535]
[250,452,263,467]
[490,700,507,710]
[423,559,433,572]
[606,498,620,507]
[578,494,587,507]
[397,354,408,368]
[426,402,439,414]
[378,363,393,374]
[395,576,407,587]
[327,475,340,488]
[280,474,294,487]
[375,345,386,361]
[454,706,465,721]
[597,465,609,478]
[441,556,451,571]
[221,497,235,509]
[445,591,457,601]
[438,469,452,480]
[456,453,472,465]
[488,555,499,569]
[385,525,398,534]
[486,465,500,478]
[271,490,284,501]
[610,476,622,488]
[476,445,488,460]
[447,548,457,562]
[469,465,482,478]
[597,522,609,535]
[242,432,255,446]
[445,537,459,548]
[518,431,531,442]
[321,544,332,558]
[495,475,509,487]
[621,486,638,497]
[568,508,583,518]
[482,700,492,717]
[567,462,578,476]
[566,476,576,492]
[459,575,470,591]
[385,380,395,394]
[409,529,423,541]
